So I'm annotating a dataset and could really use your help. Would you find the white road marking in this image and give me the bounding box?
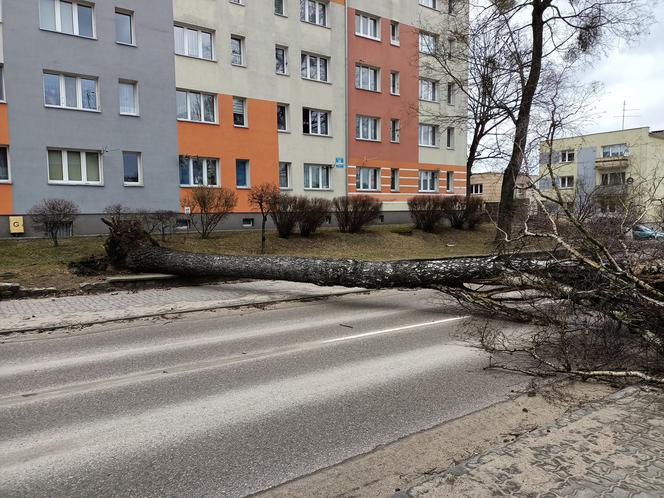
[322,316,469,344]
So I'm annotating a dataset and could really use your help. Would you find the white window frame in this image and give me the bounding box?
[390,119,400,143]
[179,156,220,187]
[419,170,438,192]
[43,72,99,112]
[390,168,400,192]
[277,103,290,132]
[356,64,379,92]
[174,25,214,61]
[39,0,96,39]
[446,127,455,149]
[447,82,455,105]
[119,80,139,116]
[419,0,438,10]
[602,144,629,158]
[419,124,438,147]
[233,97,248,127]
[356,115,380,141]
[276,45,289,75]
[601,171,626,186]
[355,12,380,40]
[231,35,245,66]
[0,65,5,103]
[0,146,11,184]
[390,21,400,45]
[47,149,103,185]
[177,89,217,123]
[419,32,437,54]
[235,159,250,188]
[275,0,286,16]
[301,53,329,82]
[304,163,332,190]
[279,162,291,190]
[356,167,380,191]
[303,108,330,136]
[390,71,400,95]
[471,183,483,194]
[115,9,135,46]
[558,176,575,189]
[300,0,328,27]
[419,79,438,102]
[122,151,143,186]
[561,149,575,162]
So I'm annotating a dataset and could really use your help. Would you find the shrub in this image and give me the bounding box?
[269,193,305,239]
[333,195,382,233]
[28,198,80,247]
[299,197,332,237]
[408,196,446,233]
[441,195,485,230]
[465,196,485,230]
[145,210,178,241]
[182,186,238,239]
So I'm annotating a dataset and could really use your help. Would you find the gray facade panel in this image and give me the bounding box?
[3,0,179,214]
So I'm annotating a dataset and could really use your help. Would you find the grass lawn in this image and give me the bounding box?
[0,224,501,290]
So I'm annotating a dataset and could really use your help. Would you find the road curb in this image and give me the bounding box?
[0,289,370,336]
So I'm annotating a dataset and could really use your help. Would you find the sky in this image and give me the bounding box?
[581,8,664,134]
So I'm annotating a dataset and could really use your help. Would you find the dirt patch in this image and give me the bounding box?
[258,381,615,498]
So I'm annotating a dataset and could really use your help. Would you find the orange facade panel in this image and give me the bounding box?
[0,104,12,215]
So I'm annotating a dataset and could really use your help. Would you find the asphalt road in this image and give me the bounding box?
[0,289,529,497]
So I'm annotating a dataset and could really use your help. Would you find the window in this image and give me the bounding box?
[174,25,214,60]
[43,72,98,111]
[304,164,331,189]
[47,149,101,184]
[300,0,327,27]
[419,170,438,192]
[119,81,138,115]
[39,0,95,38]
[303,108,330,136]
[601,172,626,186]
[276,46,288,74]
[419,32,437,54]
[558,176,574,189]
[277,103,289,131]
[236,160,250,188]
[356,115,380,141]
[242,218,255,228]
[560,150,575,162]
[115,10,134,45]
[122,151,142,186]
[390,71,400,95]
[230,0,244,5]
[279,162,291,189]
[390,169,399,191]
[447,82,455,105]
[0,148,9,182]
[301,53,329,82]
[446,127,455,148]
[275,0,286,16]
[448,0,454,14]
[231,36,245,65]
[471,183,483,194]
[390,22,400,45]
[420,79,438,101]
[356,167,380,191]
[233,97,247,126]
[446,171,454,191]
[390,119,400,143]
[420,0,438,9]
[179,156,219,186]
[0,66,5,102]
[177,90,216,123]
[419,124,437,146]
[356,65,379,91]
[355,13,379,40]
[602,144,628,158]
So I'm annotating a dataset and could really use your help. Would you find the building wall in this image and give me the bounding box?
[2,0,180,216]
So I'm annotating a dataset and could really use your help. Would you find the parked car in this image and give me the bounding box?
[632,225,664,241]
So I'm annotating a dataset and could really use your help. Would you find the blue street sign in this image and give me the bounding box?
[335,157,345,169]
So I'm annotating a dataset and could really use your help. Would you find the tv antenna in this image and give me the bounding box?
[613,100,640,130]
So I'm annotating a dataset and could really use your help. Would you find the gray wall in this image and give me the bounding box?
[3,0,180,214]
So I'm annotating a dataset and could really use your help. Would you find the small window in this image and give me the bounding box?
[43,72,98,111]
[275,0,286,16]
[419,32,437,54]
[115,9,134,45]
[122,151,142,186]
[419,124,437,147]
[558,176,574,189]
[47,149,102,185]
[301,53,329,82]
[390,71,400,95]
[560,150,575,162]
[119,81,138,115]
[231,36,245,66]
[356,167,380,191]
[390,169,399,191]
[39,0,95,38]
[230,0,244,5]
[446,127,455,149]
[355,13,380,40]
[447,82,455,105]
[276,46,289,74]
[277,103,289,131]
[177,89,216,123]
[356,115,380,141]
[279,162,291,189]
[0,147,10,182]
[356,64,379,92]
[471,183,483,194]
[303,108,330,136]
[419,170,438,192]
[446,171,454,192]
[304,164,331,190]
[602,144,628,158]
[420,79,438,101]
[236,159,250,188]
[233,97,247,127]
[174,25,214,61]
[419,0,438,10]
[179,156,219,186]
[390,22,400,45]
[390,119,400,143]
[242,218,255,228]
[300,0,327,27]
[0,66,5,102]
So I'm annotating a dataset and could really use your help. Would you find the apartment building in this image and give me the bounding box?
[539,127,664,220]
[0,0,468,237]
[469,172,531,203]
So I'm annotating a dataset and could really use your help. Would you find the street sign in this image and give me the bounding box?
[335,157,345,169]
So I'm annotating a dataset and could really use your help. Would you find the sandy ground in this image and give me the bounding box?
[258,381,616,498]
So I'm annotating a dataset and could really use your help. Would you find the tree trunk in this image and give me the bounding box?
[260,215,267,255]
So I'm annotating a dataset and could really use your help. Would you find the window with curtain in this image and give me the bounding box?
[119,81,137,115]
[47,149,101,184]
[236,160,250,188]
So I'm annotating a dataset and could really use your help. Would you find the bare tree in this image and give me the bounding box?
[28,199,80,247]
[333,195,382,233]
[182,186,238,239]
[249,183,280,254]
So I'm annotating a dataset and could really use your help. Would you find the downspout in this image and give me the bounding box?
[344,1,349,197]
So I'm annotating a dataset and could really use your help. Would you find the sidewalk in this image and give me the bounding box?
[0,280,364,334]
[397,386,664,497]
